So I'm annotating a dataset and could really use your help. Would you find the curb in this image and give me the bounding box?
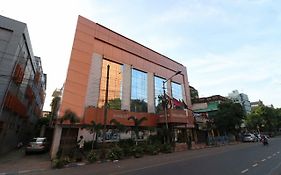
[0,168,47,175]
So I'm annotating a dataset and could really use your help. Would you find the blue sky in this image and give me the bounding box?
[1,0,280,110]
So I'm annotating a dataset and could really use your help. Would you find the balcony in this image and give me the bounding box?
[83,106,158,127]
[158,109,195,128]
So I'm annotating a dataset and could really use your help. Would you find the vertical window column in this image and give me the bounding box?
[166,80,172,97]
[147,72,155,113]
[85,53,103,107]
[121,64,131,111]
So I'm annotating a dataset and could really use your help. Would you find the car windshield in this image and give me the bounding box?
[244,134,251,137]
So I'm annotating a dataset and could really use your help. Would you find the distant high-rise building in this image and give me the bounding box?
[228,90,251,114]
[0,15,46,154]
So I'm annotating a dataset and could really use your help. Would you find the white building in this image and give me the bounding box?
[228,90,251,114]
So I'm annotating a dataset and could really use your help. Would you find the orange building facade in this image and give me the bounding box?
[59,16,194,128]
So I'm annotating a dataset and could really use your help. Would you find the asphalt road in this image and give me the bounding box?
[29,137,281,175]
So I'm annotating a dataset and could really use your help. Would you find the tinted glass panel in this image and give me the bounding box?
[131,69,147,112]
[154,76,166,113]
[172,82,183,101]
[98,60,123,109]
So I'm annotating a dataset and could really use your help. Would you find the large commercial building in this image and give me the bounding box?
[0,15,46,154]
[52,16,194,157]
[228,90,251,114]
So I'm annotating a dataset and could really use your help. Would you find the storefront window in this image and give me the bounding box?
[154,76,166,113]
[98,59,123,109]
[131,69,147,112]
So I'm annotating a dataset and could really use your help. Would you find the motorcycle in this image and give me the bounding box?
[261,137,269,146]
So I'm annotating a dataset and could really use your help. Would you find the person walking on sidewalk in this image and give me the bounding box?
[77,136,86,160]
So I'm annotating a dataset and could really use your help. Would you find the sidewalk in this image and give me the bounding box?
[0,148,51,175]
[0,141,241,174]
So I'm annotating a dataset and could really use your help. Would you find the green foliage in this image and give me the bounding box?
[85,120,103,150]
[51,158,65,169]
[118,139,135,157]
[128,116,147,145]
[132,145,144,158]
[144,144,160,155]
[213,102,245,134]
[160,144,173,153]
[61,109,80,124]
[108,98,121,110]
[246,106,281,133]
[87,150,98,163]
[107,146,123,160]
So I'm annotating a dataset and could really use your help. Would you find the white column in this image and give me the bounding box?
[181,84,187,103]
[167,80,172,97]
[147,72,155,113]
[50,125,62,159]
[121,64,131,111]
[84,53,103,107]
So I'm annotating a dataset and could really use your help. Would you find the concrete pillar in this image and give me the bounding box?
[84,53,103,107]
[121,64,131,111]
[167,80,172,97]
[50,125,62,159]
[147,72,155,113]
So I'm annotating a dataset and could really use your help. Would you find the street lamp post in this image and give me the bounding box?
[162,70,181,143]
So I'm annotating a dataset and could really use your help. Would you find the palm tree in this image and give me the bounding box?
[128,116,147,145]
[86,120,103,150]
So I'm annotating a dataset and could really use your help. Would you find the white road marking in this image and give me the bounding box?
[261,159,266,162]
[273,153,276,156]
[252,163,258,167]
[268,156,272,159]
[241,169,249,174]
[277,151,280,154]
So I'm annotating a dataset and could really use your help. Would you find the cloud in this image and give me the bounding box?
[186,43,281,107]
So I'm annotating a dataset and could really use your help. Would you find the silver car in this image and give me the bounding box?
[25,137,49,154]
[243,133,258,142]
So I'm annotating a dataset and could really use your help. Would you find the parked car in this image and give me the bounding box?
[242,133,258,142]
[25,137,49,154]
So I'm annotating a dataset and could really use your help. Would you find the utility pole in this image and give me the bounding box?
[103,65,110,145]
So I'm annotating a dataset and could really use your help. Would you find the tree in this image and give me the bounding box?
[50,96,61,126]
[86,121,103,150]
[108,98,121,110]
[246,106,281,133]
[110,119,127,133]
[128,116,147,145]
[213,102,245,135]
[60,109,80,154]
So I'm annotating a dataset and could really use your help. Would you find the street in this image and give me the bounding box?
[22,137,281,175]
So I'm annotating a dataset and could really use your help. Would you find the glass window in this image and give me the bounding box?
[171,82,183,101]
[131,69,147,112]
[154,76,166,113]
[98,60,123,110]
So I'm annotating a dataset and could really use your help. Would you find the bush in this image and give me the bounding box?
[144,144,160,155]
[132,146,144,158]
[107,146,123,161]
[51,158,65,169]
[118,139,135,157]
[160,144,173,153]
[87,150,98,163]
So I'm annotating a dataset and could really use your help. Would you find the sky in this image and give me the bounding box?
[1,0,280,111]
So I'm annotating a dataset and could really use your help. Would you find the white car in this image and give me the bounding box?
[243,133,258,142]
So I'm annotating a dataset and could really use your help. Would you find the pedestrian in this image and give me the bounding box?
[77,136,86,159]
[77,135,85,150]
